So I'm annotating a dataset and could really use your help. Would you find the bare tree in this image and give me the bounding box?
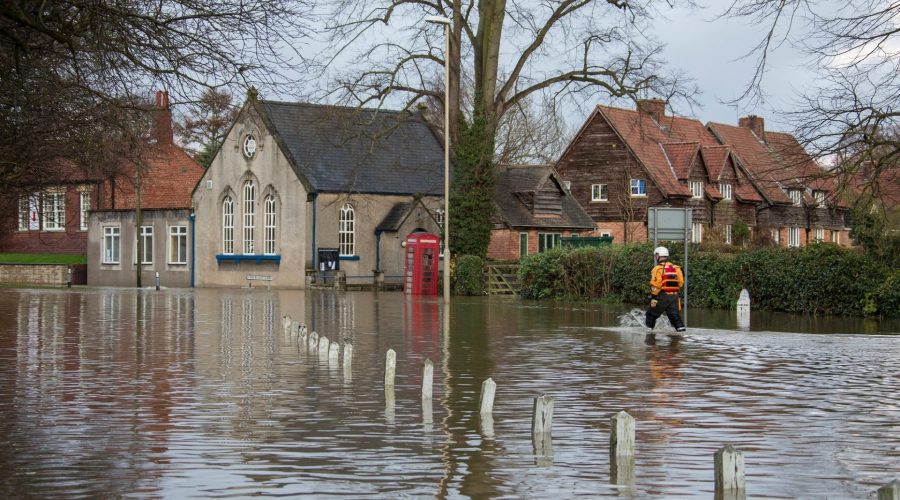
[0,0,311,194]
[175,88,241,167]
[725,0,900,194]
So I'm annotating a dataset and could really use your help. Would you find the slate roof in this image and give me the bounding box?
[493,165,595,230]
[258,100,447,195]
[707,122,836,206]
[376,202,413,232]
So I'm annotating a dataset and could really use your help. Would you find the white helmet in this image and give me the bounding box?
[654,246,669,259]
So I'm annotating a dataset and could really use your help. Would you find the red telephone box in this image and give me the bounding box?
[403,232,441,295]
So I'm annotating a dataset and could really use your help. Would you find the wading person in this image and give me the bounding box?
[645,246,686,336]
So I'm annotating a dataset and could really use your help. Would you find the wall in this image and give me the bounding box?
[192,105,309,288]
[0,264,68,285]
[87,209,193,287]
[0,184,96,254]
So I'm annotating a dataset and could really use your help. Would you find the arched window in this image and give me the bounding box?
[339,203,355,256]
[264,195,277,255]
[243,180,256,254]
[222,195,234,254]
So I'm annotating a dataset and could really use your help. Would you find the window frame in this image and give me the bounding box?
[263,195,277,255]
[788,226,801,247]
[591,183,609,202]
[725,224,733,244]
[830,230,840,244]
[169,225,188,264]
[719,183,733,201]
[242,181,256,254]
[537,232,562,253]
[789,188,802,207]
[79,190,91,231]
[339,203,356,256]
[17,195,29,231]
[691,222,703,243]
[222,195,235,255]
[814,227,824,242]
[814,190,827,208]
[102,226,121,264]
[630,179,647,197]
[134,225,153,265]
[519,232,528,258]
[43,188,66,232]
[690,180,703,199]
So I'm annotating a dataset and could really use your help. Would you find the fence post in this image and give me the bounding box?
[714,445,746,498]
[308,331,318,351]
[282,315,291,336]
[318,336,330,357]
[879,480,900,500]
[479,378,496,415]
[384,349,396,387]
[532,394,554,435]
[421,359,433,400]
[610,411,635,456]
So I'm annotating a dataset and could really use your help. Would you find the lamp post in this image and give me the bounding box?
[426,15,451,303]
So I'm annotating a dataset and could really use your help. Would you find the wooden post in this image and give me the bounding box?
[282,315,292,336]
[421,359,433,400]
[299,325,307,340]
[291,321,299,337]
[532,394,554,436]
[479,378,496,415]
[879,480,900,500]
[318,336,330,357]
[714,445,746,497]
[308,331,318,350]
[384,349,396,387]
[342,344,353,367]
[610,411,635,456]
[328,342,340,363]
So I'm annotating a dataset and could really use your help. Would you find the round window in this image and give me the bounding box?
[243,134,257,159]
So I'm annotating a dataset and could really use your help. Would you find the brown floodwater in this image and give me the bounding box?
[0,287,897,498]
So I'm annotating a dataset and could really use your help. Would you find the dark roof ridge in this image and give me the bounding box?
[259,99,418,118]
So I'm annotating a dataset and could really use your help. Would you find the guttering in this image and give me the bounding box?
[189,212,196,287]
[375,231,382,272]
[311,193,318,270]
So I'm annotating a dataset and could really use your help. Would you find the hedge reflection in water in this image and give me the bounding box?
[0,287,897,498]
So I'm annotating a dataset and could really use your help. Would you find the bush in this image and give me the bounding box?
[863,269,900,317]
[452,254,486,296]
[518,248,566,299]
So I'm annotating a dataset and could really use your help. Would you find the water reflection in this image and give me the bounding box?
[0,289,897,499]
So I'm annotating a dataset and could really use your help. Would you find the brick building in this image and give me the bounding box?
[487,165,595,261]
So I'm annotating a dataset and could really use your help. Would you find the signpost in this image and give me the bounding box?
[648,207,692,326]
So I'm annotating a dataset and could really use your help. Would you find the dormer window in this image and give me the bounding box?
[814,190,827,208]
[789,189,802,207]
[690,181,703,199]
[719,183,733,201]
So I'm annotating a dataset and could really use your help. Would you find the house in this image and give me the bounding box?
[707,116,850,246]
[191,94,446,288]
[86,91,205,287]
[487,165,595,260]
[555,99,766,244]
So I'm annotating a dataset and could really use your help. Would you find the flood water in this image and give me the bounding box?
[0,287,898,499]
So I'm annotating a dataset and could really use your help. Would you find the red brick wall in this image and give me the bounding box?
[0,185,93,254]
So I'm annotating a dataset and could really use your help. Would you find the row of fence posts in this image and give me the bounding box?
[281,314,899,499]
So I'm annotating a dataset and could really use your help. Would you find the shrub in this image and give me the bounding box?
[863,269,900,317]
[518,248,566,299]
[453,254,486,295]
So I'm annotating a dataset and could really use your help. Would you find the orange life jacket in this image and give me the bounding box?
[661,264,681,293]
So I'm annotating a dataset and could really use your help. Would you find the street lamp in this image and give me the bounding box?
[426,15,451,304]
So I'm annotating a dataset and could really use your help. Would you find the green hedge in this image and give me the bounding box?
[453,255,486,296]
[517,243,896,317]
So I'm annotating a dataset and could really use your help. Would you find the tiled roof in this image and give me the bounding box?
[705,184,723,200]
[105,143,205,210]
[661,142,700,180]
[700,145,730,181]
[258,100,446,195]
[493,165,595,230]
[706,122,834,205]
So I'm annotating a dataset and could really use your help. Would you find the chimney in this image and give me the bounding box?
[739,115,765,142]
[152,90,173,145]
[637,98,666,122]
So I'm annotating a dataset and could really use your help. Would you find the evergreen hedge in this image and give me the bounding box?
[517,243,896,317]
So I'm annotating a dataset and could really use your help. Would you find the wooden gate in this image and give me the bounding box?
[485,264,519,295]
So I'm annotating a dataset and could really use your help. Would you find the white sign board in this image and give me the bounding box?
[647,207,691,241]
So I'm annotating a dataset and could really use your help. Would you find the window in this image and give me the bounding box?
[690,181,703,199]
[771,228,781,245]
[814,227,824,242]
[788,226,801,247]
[725,224,733,244]
[135,226,153,265]
[630,179,647,196]
[830,231,840,244]
[789,189,802,207]
[591,184,608,202]
[519,232,528,258]
[691,222,703,243]
[339,203,355,256]
[43,189,65,231]
[264,195,277,255]
[169,226,188,264]
[814,190,827,207]
[538,232,561,252]
[434,208,444,228]
[600,231,612,237]
[243,181,256,254]
[222,195,234,254]
[103,226,121,264]
[17,195,29,231]
[719,183,733,201]
[79,190,91,231]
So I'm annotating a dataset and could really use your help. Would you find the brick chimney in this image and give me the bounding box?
[738,115,765,142]
[637,98,666,122]
[152,90,173,145]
